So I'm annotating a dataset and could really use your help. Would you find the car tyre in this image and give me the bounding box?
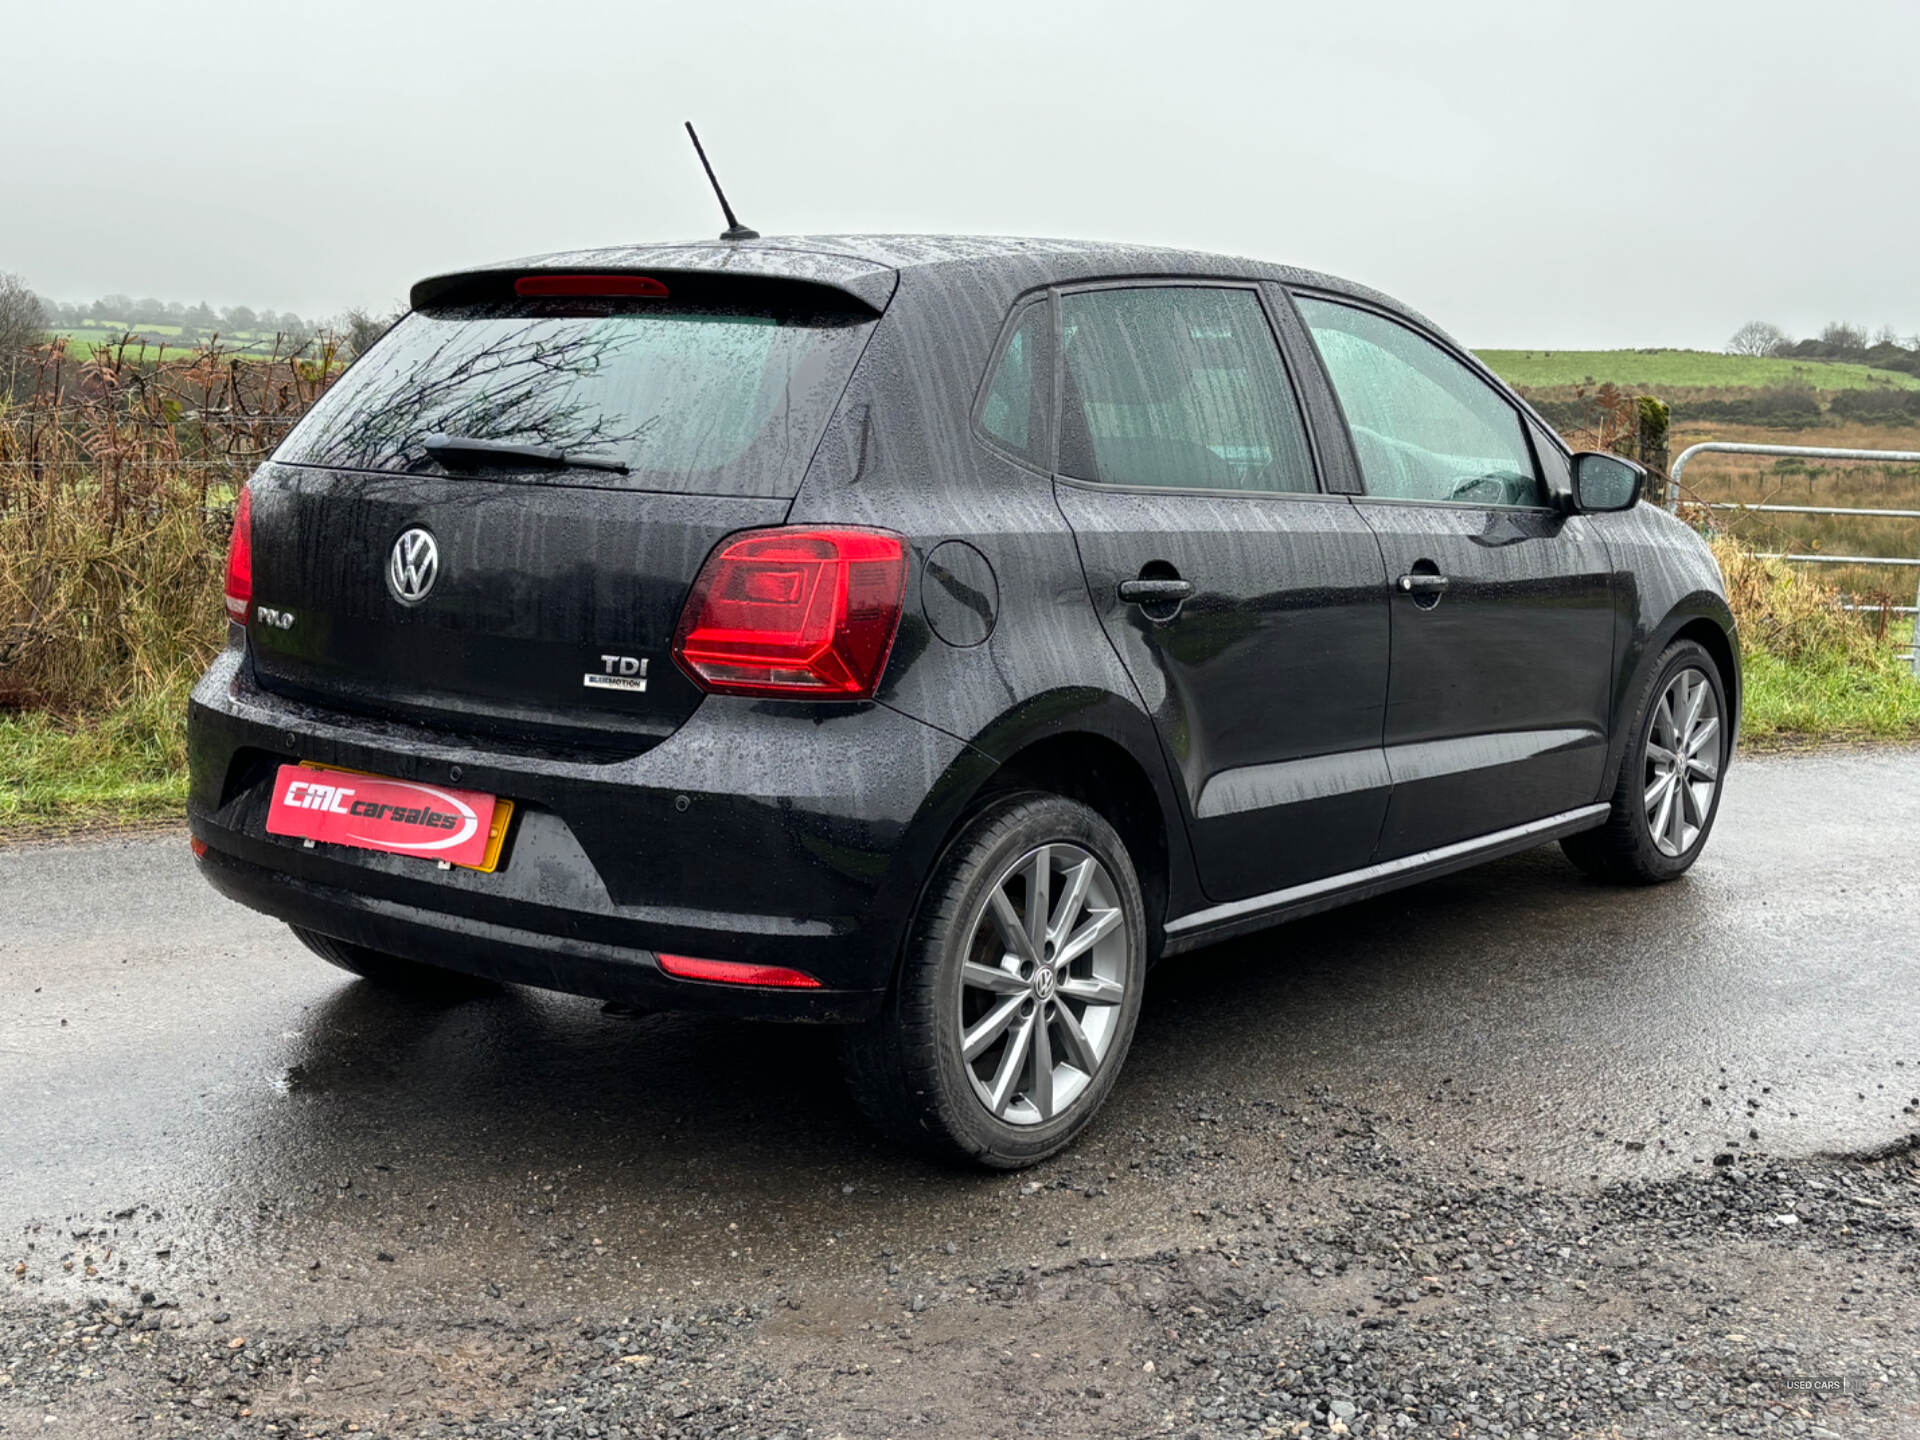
[1561,638,1729,884]
[842,792,1147,1168]
[291,925,493,998]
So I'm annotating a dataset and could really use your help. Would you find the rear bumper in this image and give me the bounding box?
[187,645,990,1020]
[195,842,871,1020]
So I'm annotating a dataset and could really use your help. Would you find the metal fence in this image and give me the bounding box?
[1666,441,1920,670]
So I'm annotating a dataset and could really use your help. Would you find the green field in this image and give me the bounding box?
[1476,349,1920,392]
[51,326,293,361]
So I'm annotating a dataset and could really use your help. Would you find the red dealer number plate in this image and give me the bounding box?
[264,763,509,871]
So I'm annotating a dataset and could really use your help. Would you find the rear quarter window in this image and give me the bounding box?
[976,299,1052,468]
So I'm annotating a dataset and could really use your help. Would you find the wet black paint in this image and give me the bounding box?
[190,234,1738,1015]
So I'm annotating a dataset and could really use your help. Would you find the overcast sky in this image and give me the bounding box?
[5,0,1916,348]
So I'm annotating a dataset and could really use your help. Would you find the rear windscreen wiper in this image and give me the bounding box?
[423,433,630,476]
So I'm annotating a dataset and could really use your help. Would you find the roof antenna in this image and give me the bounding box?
[684,122,759,242]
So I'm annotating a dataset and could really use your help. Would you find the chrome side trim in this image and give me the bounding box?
[1195,747,1391,819]
[1160,803,1611,955]
[1381,727,1601,786]
[1193,728,1604,821]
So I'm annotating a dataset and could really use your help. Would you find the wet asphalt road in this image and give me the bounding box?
[3,746,1916,1299]
[2,747,1919,1438]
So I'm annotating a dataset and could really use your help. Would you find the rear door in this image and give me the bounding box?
[245,271,881,748]
[1050,282,1392,903]
[1288,293,1616,857]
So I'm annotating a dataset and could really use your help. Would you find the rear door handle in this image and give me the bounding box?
[1118,578,1195,604]
[1396,573,1450,595]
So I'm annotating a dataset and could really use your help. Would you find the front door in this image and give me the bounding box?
[1290,294,1616,857]
[1050,283,1392,902]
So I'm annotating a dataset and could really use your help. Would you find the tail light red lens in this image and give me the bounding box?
[515,274,669,299]
[672,528,908,698]
[657,953,823,989]
[223,484,253,623]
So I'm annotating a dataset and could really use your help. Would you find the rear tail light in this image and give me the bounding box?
[224,484,253,623]
[672,528,908,698]
[657,953,823,989]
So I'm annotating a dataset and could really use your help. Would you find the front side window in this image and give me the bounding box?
[1057,286,1316,494]
[1295,296,1542,508]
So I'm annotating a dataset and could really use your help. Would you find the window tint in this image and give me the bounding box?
[276,300,874,495]
[1295,297,1542,508]
[979,300,1048,463]
[1058,287,1316,494]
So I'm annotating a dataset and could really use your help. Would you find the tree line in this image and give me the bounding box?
[37,293,318,336]
[1727,319,1920,375]
[0,270,401,360]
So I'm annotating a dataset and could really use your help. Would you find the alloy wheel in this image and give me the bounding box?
[1643,666,1721,858]
[957,843,1130,1126]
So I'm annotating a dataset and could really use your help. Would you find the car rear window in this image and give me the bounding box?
[274,297,877,496]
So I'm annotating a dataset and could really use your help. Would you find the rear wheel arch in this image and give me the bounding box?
[983,731,1171,953]
[841,789,1149,1166]
[891,701,1185,991]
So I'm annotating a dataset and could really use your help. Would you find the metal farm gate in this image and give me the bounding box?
[1666,441,1920,670]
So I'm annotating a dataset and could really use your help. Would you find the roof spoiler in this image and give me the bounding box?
[410,253,898,314]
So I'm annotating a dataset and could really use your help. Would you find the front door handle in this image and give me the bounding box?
[1118,578,1195,604]
[1396,573,1450,595]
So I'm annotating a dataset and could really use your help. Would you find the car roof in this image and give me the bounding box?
[409,233,1430,331]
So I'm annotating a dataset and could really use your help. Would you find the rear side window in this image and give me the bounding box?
[1057,286,1316,494]
[276,296,876,496]
[1294,296,1542,508]
[977,300,1050,466]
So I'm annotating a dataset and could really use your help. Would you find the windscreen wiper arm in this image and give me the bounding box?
[423,433,630,475]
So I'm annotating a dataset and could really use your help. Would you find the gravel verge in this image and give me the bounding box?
[5,1101,1913,1440]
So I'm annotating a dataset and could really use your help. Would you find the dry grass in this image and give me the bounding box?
[1666,421,1920,607]
[0,481,224,826]
[1672,419,1920,452]
[1,335,335,711]
[1,339,338,829]
[1709,535,1920,745]
[0,482,229,712]
[1709,537,1887,665]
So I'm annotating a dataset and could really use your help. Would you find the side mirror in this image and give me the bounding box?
[1569,451,1647,513]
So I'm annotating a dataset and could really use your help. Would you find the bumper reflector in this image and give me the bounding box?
[190,837,209,859]
[656,953,823,989]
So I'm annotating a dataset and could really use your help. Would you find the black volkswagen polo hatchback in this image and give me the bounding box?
[189,234,1739,1166]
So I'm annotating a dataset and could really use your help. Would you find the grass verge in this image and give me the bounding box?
[1711,536,1920,747]
[1741,649,1920,747]
[0,689,192,837]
